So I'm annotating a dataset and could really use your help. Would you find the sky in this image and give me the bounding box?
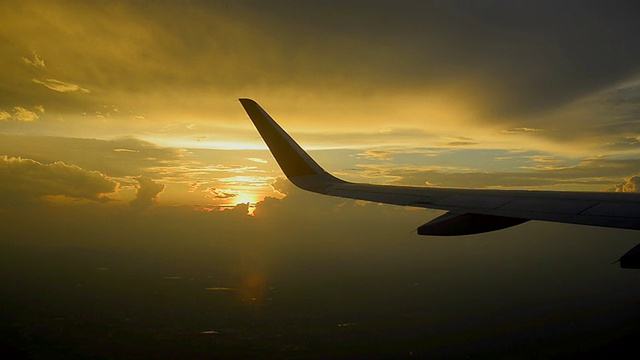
[2,1,640,357]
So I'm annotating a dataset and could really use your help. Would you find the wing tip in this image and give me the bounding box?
[238,98,256,106]
[239,98,346,193]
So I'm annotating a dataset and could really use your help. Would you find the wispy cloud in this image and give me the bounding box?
[501,127,547,135]
[246,157,268,164]
[0,111,10,121]
[217,176,272,187]
[33,79,90,94]
[440,136,478,147]
[525,155,565,164]
[356,149,445,161]
[361,157,640,191]
[205,188,238,199]
[357,150,398,161]
[113,148,139,153]
[22,51,46,69]
[443,141,478,147]
[12,106,39,122]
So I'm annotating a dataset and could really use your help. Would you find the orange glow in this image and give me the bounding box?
[234,192,259,215]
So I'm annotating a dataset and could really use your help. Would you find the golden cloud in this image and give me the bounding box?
[12,107,39,122]
[0,156,117,204]
[130,176,165,210]
[32,79,90,94]
[22,51,46,68]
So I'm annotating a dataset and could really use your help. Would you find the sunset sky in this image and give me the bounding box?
[2,1,640,357]
[2,0,640,211]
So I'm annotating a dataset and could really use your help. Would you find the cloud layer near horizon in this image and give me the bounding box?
[0,156,117,204]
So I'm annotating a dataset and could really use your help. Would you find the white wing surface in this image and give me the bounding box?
[239,98,640,237]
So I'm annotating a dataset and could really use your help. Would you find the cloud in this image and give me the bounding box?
[0,156,117,204]
[0,106,44,122]
[113,148,139,153]
[357,150,399,161]
[22,51,46,68]
[443,141,478,147]
[439,136,478,147]
[613,176,640,193]
[2,1,639,157]
[12,106,39,121]
[246,158,268,164]
[32,79,90,94]
[205,188,238,199]
[526,156,564,164]
[0,134,188,178]
[501,128,547,135]
[356,149,444,162]
[130,177,165,210]
[358,156,640,191]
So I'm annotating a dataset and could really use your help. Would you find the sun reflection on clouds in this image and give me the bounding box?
[235,196,259,216]
[116,144,290,214]
[218,175,272,187]
[246,157,268,164]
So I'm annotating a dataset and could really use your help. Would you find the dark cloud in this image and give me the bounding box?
[595,83,640,140]
[0,156,117,204]
[240,1,640,116]
[130,176,164,210]
[4,1,639,121]
[205,188,238,199]
[1,0,638,156]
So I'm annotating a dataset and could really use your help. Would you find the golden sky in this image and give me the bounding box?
[3,4,640,356]
[1,0,640,211]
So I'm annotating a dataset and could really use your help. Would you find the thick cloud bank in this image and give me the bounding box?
[130,176,165,210]
[0,156,117,203]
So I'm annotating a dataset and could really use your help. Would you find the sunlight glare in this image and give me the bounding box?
[234,192,259,215]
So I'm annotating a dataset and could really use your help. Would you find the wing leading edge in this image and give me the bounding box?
[239,98,640,236]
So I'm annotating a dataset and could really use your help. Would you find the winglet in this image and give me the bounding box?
[239,99,345,193]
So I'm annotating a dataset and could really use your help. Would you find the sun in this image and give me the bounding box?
[234,192,259,215]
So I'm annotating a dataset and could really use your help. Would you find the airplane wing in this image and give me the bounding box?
[239,98,640,238]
